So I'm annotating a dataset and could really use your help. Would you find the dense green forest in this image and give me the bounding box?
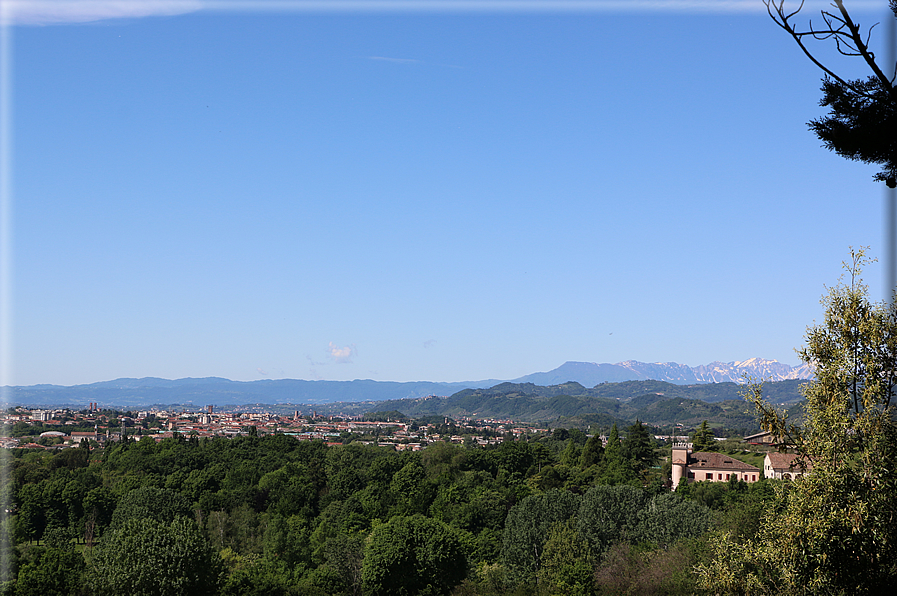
[1,420,779,596]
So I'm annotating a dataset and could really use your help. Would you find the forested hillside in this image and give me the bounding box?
[346,379,806,432]
[3,425,776,595]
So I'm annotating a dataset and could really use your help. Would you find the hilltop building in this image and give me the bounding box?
[671,442,760,488]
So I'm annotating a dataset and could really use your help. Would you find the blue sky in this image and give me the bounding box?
[3,1,894,386]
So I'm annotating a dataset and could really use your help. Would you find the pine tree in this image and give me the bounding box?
[690,420,716,452]
[620,419,657,472]
[579,434,604,468]
[604,424,621,463]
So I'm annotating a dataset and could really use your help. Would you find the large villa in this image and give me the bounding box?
[671,443,760,487]
[671,442,809,487]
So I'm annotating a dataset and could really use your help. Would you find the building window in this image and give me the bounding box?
[706,472,712,480]
[725,474,730,480]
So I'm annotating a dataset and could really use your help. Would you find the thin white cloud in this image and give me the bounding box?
[4,0,203,26]
[327,342,357,364]
[257,367,269,376]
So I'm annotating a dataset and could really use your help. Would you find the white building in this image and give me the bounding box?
[763,452,807,480]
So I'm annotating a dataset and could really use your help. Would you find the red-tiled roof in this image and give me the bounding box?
[689,452,759,472]
[766,452,809,471]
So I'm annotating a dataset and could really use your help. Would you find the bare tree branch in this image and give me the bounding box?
[764,0,896,100]
[831,0,896,99]
[765,0,865,95]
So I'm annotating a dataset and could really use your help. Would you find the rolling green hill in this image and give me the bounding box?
[345,379,804,432]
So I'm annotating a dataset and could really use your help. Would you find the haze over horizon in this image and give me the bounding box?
[4,1,889,388]
[6,356,809,388]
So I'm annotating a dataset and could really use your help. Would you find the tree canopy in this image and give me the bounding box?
[698,248,897,593]
[90,516,223,596]
[361,515,466,596]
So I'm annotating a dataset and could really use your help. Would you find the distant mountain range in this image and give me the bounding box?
[515,358,812,386]
[3,358,812,408]
[4,378,483,409]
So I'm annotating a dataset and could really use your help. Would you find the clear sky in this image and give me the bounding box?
[2,0,895,387]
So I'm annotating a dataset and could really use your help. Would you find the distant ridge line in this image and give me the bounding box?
[510,358,812,387]
[5,358,812,408]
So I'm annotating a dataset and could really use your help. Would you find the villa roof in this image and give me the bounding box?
[689,451,759,472]
[766,452,808,471]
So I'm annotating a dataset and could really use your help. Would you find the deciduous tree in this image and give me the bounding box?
[502,489,581,584]
[108,486,192,531]
[698,248,897,594]
[575,485,648,556]
[361,514,466,596]
[537,520,594,596]
[14,527,84,596]
[90,516,223,596]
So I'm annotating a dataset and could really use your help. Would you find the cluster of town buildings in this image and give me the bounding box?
[1,407,538,451]
[2,408,808,483]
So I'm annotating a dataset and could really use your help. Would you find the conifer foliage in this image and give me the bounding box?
[765,0,897,186]
[690,420,717,452]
